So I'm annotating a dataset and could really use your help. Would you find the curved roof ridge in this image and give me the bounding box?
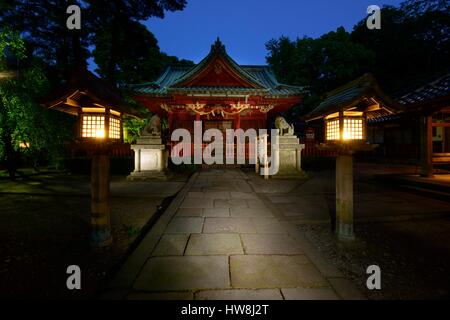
[170,38,265,88]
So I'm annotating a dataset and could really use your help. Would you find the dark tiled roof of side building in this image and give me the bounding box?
[397,72,450,105]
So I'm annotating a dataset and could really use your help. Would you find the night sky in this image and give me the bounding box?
[143,0,404,65]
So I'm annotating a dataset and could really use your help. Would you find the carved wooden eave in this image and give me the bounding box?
[160,103,275,116]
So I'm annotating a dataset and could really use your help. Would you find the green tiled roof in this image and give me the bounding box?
[307,73,397,120]
[128,39,306,97]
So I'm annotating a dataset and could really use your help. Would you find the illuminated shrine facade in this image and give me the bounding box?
[129,39,305,158]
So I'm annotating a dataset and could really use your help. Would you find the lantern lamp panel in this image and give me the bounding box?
[82,115,105,138]
[343,118,363,140]
[109,117,121,140]
[326,116,364,141]
[326,119,340,140]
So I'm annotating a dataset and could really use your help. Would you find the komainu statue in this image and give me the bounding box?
[275,116,294,136]
[142,114,161,136]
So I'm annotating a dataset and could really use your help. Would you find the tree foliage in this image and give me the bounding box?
[92,18,193,86]
[0,0,191,86]
[351,0,450,91]
[266,27,375,115]
[0,29,74,178]
[0,0,90,85]
[266,0,450,116]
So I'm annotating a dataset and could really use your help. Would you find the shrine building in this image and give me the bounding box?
[128,38,305,161]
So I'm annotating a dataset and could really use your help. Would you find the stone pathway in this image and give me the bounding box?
[106,169,365,300]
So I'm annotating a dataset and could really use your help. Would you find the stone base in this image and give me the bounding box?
[129,135,169,181]
[273,134,305,179]
[127,170,171,181]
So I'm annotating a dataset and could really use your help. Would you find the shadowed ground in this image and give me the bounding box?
[0,173,185,298]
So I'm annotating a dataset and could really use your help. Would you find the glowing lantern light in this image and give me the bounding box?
[325,111,365,142]
[80,106,122,141]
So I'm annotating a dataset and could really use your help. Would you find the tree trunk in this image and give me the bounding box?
[2,127,16,180]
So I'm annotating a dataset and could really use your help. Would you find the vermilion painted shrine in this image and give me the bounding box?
[129,38,305,142]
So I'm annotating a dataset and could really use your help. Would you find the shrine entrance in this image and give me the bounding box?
[204,120,233,133]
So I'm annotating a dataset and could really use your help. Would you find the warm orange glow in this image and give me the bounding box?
[82,107,105,113]
[19,142,30,148]
[109,117,121,139]
[326,117,363,141]
[326,119,340,140]
[82,115,105,138]
[81,114,121,139]
[343,118,363,140]
[110,109,120,116]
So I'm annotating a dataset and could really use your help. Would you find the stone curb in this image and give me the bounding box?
[107,172,199,290]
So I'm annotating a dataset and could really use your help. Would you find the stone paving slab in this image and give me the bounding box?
[203,217,257,234]
[252,218,286,234]
[240,234,303,255]
[203,208,230,217]
[230,255,328,289]
[230,192,259,200]
[185,234,244,255]
[203,191,232,199]
[230,207,273,218]
[176,208,203,217]
[195,289,283,300]
[134,256,230,291]
[281,288,340,300]
[152,234,190,256]
[215,199,248,208]
[181,198,214,208]
[188,191,231,199]
[165,217,204,234]
[109,169,365,300]
[246,199,267,209]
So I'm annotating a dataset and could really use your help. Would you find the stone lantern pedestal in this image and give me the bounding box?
[274,134,306,178]
[128,134,169,181]
[319,142,377,241]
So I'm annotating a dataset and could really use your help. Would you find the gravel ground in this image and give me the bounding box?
[299,218,450,300]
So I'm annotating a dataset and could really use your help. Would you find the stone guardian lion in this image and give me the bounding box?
[275,116,294,136]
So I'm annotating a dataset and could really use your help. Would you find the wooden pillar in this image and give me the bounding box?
[420,115,434,177]
[168,112,174,132]
[90,152,112,247]
[335,154,354,241]
[339,110,344,140]
[235,113,241,129]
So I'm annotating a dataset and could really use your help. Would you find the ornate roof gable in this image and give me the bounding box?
[171,38,265,89]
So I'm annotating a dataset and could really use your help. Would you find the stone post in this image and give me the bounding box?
[90,152,113,247]
[254,137,259,174]
[420,115,434,177]
[335,154,354,241]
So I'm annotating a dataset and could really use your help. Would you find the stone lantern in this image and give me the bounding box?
[306,74,396,240]
[43,67,140,247]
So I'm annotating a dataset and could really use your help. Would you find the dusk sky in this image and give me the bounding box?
[143,0,404,65]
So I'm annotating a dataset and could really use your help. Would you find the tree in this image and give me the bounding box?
[351,0,450,92]
[0,0,189,86]
[93,19,193,86]
[0,0,90,85]
[85,0,188,85]
[266,27,375,115]
[0,29,74,179]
